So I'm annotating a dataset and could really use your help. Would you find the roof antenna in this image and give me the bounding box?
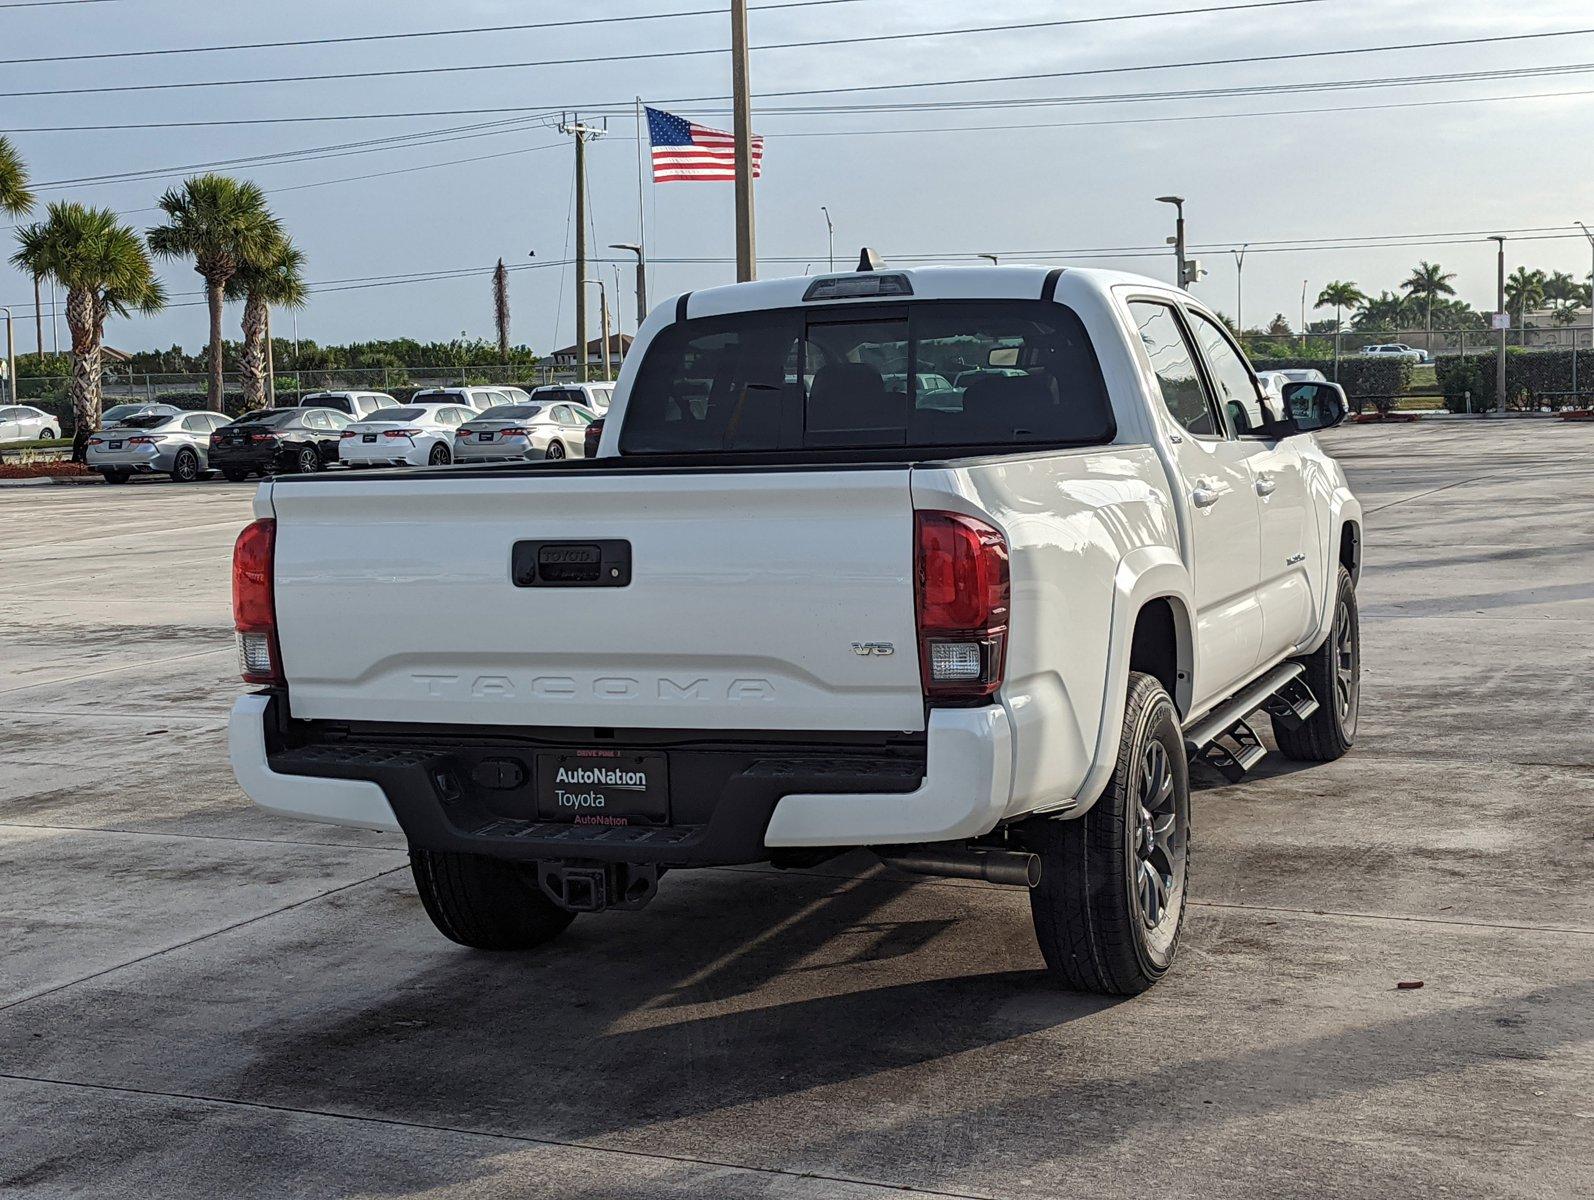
[857,247,884,272]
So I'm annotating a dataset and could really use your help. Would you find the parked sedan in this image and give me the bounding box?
[0,405,59,443]
[338,403,476,467]
[209,407,351,480]
[454,401,595,463]
[85,409,231,483]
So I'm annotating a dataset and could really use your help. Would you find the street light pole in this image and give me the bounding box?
[730,0,757,281]
[821,206,834,272]
[1575,221,1594,376]
[1156,196,1186,288]
[582,279,611,381]
[0,306,15,407]
[978,253,999,266]
[1232,244,1248,330]
[609,243,647,328]
[1489,235,1508,411]
[1300,279,1308,349]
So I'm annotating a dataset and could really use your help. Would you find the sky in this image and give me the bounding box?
[4,0,1594,358]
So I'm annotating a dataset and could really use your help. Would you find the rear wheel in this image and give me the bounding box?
[410,848,576,951]
[294,445,320,474]
[170,448,200,483]
[545,440,565,460]
[1273,566,1359,761]
[101,470,130,484]
[40,427,57,440]
[1024,672,1190,995]
[428,442,451,465]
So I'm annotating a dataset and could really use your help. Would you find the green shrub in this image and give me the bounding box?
[1435,348,1594,412]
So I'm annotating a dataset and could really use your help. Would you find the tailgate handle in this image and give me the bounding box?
[512,539,631,587]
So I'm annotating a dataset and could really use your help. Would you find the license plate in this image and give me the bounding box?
[535,750,668,826]
[479,432,494,441]
[109,441,122,449]
[362,433,377,443]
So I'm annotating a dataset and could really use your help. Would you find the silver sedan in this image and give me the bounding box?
[454,401,596,463]
[86,409,232,483]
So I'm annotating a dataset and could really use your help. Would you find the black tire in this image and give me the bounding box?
[294,445,320,474]
[410,848,576,951]
[221,469,249,482]
[101,470,130,484]
[41,428,57,440]
[1273,565,1359,761]
[170,448,200,483]
[545,440,565,460]
[428,442,451,465]
[1024,672,1190,995]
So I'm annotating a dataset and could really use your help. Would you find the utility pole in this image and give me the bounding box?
[1300,279,1308,349]
[610,243,647,327]
[583,280,612,381]
[1156,196,1186,288]
[821,206,834,272]
[1490,235,1508,410]
[1232,244,1248,330]
[561,114,606,381]
[730,0,757,281]
[265,309,275,405]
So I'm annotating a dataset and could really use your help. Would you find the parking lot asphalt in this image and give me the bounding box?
[0,422,1590,1199]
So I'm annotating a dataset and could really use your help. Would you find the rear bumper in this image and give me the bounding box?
[229,693,1012,861]
[339,440,427,466]
[87,446,171,472]
[211,446,283,473]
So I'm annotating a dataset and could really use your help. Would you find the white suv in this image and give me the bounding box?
[297,391,399,420]
[531,381,615,413]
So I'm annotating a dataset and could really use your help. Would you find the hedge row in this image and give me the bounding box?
[1433,349,1594,413]
[1250,354,1413,412]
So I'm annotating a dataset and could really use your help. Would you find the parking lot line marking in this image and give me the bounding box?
[0,865,407,1016]
[0,820,404,854]
[0,646,231,695]
[0,1073,1000,1200]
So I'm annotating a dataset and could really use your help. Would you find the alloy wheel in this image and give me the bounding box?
[1334,597,1360,736]
[1131,737,1184,931]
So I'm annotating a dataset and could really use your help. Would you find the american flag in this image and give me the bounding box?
[646,106,764,183]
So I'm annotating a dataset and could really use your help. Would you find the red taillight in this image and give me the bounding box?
[249,432,277,443]
[383,428,422,438]
[232,517,282,685]
[497,426,528,437]
[914,511,1009,701]
[127,435,160,445]
[339,430,358,439]
[584,418,605,457]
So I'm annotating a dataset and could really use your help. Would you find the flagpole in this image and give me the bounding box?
[635,96,649,319]
[730,0,757,281]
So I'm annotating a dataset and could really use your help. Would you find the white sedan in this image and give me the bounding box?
[455,400,596,462]
[0,405,60,443]
[337,403,476,467]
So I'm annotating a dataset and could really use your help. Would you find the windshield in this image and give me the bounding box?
[232,410,297,427]
[103,404,173,423]
[115,413,177,430]
[477,405,542,421]
[620,300,1113,455]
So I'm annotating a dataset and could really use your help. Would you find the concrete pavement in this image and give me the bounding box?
[0,423,1589,1198]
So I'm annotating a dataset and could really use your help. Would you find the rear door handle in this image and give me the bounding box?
[1255,476,1277,497]
[1191,484,1221,508]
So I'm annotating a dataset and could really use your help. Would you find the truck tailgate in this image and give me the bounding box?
[267,468,926,732]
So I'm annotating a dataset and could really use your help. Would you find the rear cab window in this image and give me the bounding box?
[619,300,1114,457]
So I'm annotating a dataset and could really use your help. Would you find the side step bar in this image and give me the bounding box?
[1183,662,1318,783]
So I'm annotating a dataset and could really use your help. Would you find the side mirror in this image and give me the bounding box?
[1276,381,1348,435]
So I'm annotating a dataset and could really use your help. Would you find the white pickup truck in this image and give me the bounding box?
[229,261,1363,995]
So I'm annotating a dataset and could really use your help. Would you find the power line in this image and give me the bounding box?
[15,7,1568,101]
[0,0,1324,66]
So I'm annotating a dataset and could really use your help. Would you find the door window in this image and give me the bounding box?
[1188,312,1267,435]
[302,409,330,430]
[182,414,211,433]
[1128,301,1218,437]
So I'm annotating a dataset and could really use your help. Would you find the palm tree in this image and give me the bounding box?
[1314,281,1366,332]
[1401,261,1457,349]
[0,135,46,359]
[1505,267,1546,344]
[0,135,32,216]
[147,175,281,410]
[224,235,307,412]
[492,258,510,363]
[1352,291,1413,332]
[11,203,165,460]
